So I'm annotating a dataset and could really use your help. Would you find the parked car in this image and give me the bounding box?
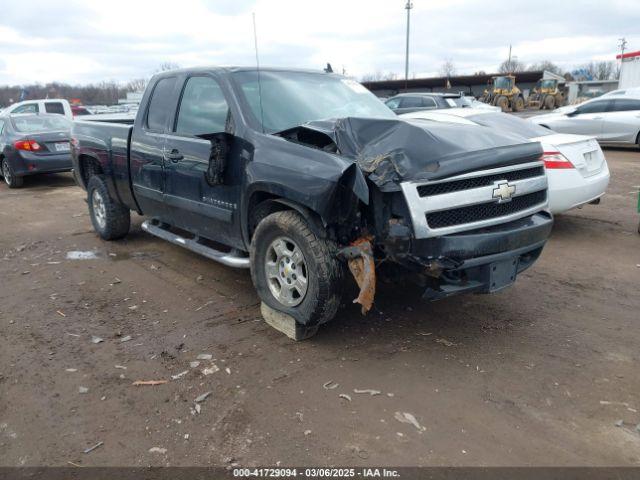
[0,114,73,188]
[2,99,73,120]
[530,95,640,148]
[385,92,499,114]
[401,109,610,214]
[602,87,640,97]
[71,105,92,117]
[71,67,552,339]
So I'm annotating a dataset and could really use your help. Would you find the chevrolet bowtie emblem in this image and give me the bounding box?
[492,181,516,203]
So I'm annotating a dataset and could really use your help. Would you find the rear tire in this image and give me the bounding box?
[250,210,343,330]
[512,96,525,112]
[87,175,130,240]
[1,159,24,188]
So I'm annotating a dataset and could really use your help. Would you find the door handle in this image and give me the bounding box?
[592,117,603,120]
[165,149,183,162]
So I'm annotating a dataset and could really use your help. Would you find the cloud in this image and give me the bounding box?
[0,0,638,85]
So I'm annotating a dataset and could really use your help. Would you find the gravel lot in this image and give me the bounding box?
[1,148,639,467]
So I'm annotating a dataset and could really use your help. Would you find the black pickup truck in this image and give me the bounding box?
[71,67,552,338]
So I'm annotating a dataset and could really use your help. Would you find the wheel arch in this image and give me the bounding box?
[77,153,104,189]
[243,189,328,248]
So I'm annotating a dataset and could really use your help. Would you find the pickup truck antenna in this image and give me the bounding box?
[252,12,265,133]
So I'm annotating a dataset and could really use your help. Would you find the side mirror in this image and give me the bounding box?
[200,132,232,186]
[565,108,579,117]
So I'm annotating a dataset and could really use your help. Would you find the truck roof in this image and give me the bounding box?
[153,66,338,77]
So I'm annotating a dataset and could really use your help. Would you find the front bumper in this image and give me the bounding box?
[9,151,72,176]
[385,212,553,300]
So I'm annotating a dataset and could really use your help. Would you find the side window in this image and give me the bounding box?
[385,98,401,109]
[13,103,39,114]
[400,96,423,108]
[421,97,437,108]
[576,100,610,114]
[611,99,640,112]
[175,76,229,136]
[146,77,177,131]
[45,102,65,115]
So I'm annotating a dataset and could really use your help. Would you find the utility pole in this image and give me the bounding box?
[507,44,512,73]
[618,37,627,80]
[404,1,413,90]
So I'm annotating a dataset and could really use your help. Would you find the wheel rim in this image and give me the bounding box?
[92,189,107,229]
[265,236,308,307]
[2,161,11,185]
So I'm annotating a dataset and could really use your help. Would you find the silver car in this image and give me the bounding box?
[530,95,640,148]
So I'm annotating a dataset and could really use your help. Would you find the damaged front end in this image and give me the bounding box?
[277,116,553,312]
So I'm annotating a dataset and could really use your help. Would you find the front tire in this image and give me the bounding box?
[250,210,343,328]
[87,175,130,240]
[1,159,24,188]
[495,96,509,112]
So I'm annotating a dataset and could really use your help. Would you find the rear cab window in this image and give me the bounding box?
[174,76,230,136]
[45,102,65,115]
[146,77,178,131]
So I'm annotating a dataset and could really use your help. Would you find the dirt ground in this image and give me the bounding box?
[1,148,639,467]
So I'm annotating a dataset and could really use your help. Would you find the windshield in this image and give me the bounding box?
[540,80,556,89]
[11,115,71,133]
[494,77,511,90]
[232,71,395,133]
[467,112,552,138]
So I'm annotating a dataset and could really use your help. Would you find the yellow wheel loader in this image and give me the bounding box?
[479,75,525,112]
[528,79,564,110]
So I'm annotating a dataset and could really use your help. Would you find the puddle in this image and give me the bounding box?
[66,251,99,260]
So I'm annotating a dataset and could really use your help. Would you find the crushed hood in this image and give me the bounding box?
[280,117,543,192]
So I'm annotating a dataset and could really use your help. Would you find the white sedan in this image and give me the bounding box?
[529,95,640,147]
[401,109,610,214]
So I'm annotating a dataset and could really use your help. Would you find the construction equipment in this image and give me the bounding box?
[528,79,564,110]
[478,75,525,112]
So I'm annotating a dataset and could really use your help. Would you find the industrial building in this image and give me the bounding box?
[617,50,640,89]
[361,70,565,99]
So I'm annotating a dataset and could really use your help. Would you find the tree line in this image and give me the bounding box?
[0,62,182,108]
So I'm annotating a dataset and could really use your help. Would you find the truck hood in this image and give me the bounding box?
[278,117,543,192]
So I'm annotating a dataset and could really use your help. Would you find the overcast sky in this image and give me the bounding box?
[0,0,638,86]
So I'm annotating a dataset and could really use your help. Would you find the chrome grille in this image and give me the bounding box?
[417,166,545,197]
[400,161,548,239]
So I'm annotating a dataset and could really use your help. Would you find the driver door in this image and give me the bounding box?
[162,75,242,246]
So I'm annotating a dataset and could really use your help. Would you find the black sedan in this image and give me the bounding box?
[0,114,73,188]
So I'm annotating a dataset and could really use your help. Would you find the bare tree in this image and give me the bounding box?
[498,58,526,74]
[527,60,563,76]
[126,78,147,93]
[575,61,617,80]
[439,59,457,77]
[596,61,615,80]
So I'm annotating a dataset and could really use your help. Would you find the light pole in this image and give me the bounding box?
[404,1,413,90]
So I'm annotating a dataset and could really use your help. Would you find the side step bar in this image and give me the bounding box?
[141,220,250,269]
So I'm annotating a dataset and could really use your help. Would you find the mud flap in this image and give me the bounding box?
[338,238,376,314]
